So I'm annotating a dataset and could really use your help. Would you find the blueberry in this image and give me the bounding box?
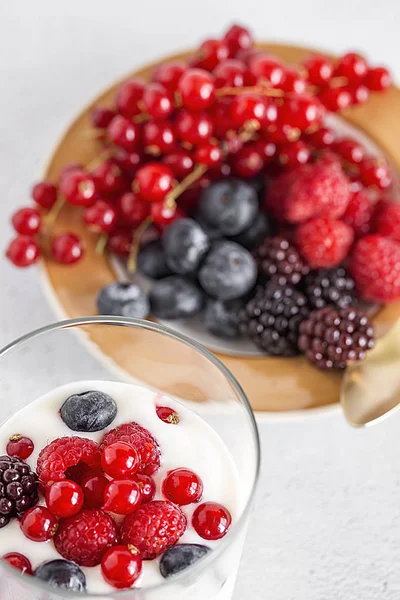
[162,218,210,274]
[160,544,210,579]
[198,241,257,300]
[34,560,86,592]
[97,282,150,319]
[195,216,224,241]
[230,212,271,250]
[60,390,117,432]
[137,241,172,280]
[150,276,204,319]
[198,179,258,235]
[203,298,243,339]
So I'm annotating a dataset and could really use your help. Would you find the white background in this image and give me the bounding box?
[1,1,400,598]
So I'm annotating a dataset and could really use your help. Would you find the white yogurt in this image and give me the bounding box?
[0,381,242,598]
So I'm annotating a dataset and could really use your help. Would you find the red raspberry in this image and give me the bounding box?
[101,423,160,475]
[342,190,376,238]
[295,218,354,268]
[120,500,186,559]
[374,202,400,243]
[265,155,350,223]
[54,508,118,567]
[36,437,101,486]
[349,234,400,302]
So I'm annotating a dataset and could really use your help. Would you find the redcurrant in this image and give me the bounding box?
[46,480,84,518]
[209,97,236,138]
[103,480,141,515]
[280,68,307,94]
[253,139,277,163]
[230,143,264,178]
[2,553,32,575]
[142,83,174,120]
[223,24,253,57]
[83,199,118,234]
[280,95,324,131]
[143,121,175,155]
[306,127,336,149]
[359,157,392,190]
[20,506,58,542]
[192,39,229,71]
[248,54,284,86]
[107,229,132,257]
[151,203,185,228]
[175,109,214,146]
[162,468,203,505]
[162,150,194,179]
[31,181,57,210]
[6,435,34,460]
[194,142,223,167]
[91,107,116,129]
[278,140,311,167]
[178,68,216,112]
[113,149,143,177]
[107,116,140,152]
[333,138,365,164]
[51,233,84,265]
[81,472,108,509]
[101,442,140,479]
[318,87,352,112]
[134,163,174,203]
[134,474,156,504]
[12,207,41,236]
[156,406,180,424]
[118,192,149,226]
[303,54,334,86]
[348,84,369,104]
[213,58,246,88]
[364,67,392,91]
[230,93,268,127]
[116,78,145,118]
[335,52,368,82]
[192,502,232,540]
[101,545,142,589]
[6,236,40,267]
[92,160,126,195]
[151,61,187,92]
[60,169,96,207]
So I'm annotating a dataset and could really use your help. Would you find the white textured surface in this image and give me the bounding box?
[0,1,399,599]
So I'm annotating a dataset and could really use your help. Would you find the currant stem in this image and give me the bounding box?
[85,149,113,172]
[164,164,208,208]
[217,85,285,98]
[127,216,153,273]
[44,194,65,229]
[81,129,105,141]
[96,233,109,255]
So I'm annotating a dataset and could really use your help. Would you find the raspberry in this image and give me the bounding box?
[120,500,186,560]
[342,190,376,238]
[101,423,160,475]
[253,236,309,285]
[295,218,354,268]
[374,202,400,243]
[265,154,350,223]
[298,306,374,369]
[54,509,118,567]
[349,234,400,302]
[36,437,101,486]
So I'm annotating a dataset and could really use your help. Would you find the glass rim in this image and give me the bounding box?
[0,316,261,598]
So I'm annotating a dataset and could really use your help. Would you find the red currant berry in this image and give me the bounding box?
[248,54,284,86]
[156,406,180,424]
[143,121,175,155]
[142,83,174,120]
[175,109,214,146]
[6,435,34,460]
[306,127,336,149]
[162,468,203,505]
[193,39,229,71]
[20,507,58,542]
[333,138,365,164]
[101,545,142,589]
[278,140,311,167]
[223,24,253,57]
[51,233,84,265]
[253,140,277,163]
[134,474,156,504]
[177,176,210,213]
[116,78,145,118]
[107,229,132,257]
[266,123,300,143]
[335,52,368,83]
[101,442,140,479]
[364,67,392,91]
[60,169,96,207]
[178,68,215,112]
[151,61,187,92]
[192,502,232,540]
[230,93,268,128]
[303,54,334,86]
[359,157,392,190]
[113,149,143,177]
[348,83,369,104]
[46,480,84,518]
[280,68,307,93]
[318,87,352,112]
[11,207,41,236]
[2,553,32,575]
[103,480,141,515]
[280,95,324,131]
[235,47,262,65]
[209,97,236,138]
[91,107,116,129]
[59,164,83,182]
[151,203,185,228]
[135,163,174,203]
[230,143,264,178]
[6,236,40,267]
[213,58,246,88]
[118,192,149,226]
[195,142,223,167]
[107,116,140,152]
[31,181,58,210]
[81,472,109,509]
[92,160,125,196]
[162,150,194,180]
[83,199,118,234]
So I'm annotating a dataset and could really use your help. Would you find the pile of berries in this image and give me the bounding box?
[1,389,232,591]
[5,23,399,372]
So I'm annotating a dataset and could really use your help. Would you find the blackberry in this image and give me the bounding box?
[303,267,357,309]
[0,455,39,528]
[253,236,309,285]
[238,282,310,356]
[298,306,375,369]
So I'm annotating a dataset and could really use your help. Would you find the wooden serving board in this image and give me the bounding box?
[41,43,400,413]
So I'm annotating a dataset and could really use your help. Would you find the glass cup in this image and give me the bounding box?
[0,317,260,600]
